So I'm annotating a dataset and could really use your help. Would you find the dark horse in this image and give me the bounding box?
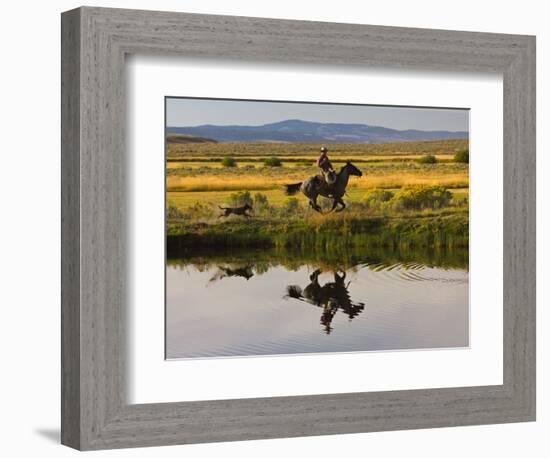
[283,161,362,213]
[286,269,365,334]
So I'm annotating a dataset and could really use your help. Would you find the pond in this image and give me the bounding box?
[166,246,469,358]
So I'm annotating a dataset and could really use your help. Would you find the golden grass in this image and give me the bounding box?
[166,171,468,192]
[167,175,291,192]
[165,139,470,216]
[349,173,468,190]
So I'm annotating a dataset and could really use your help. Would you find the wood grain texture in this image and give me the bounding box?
[61,6,536,450]
[60,7,81,449]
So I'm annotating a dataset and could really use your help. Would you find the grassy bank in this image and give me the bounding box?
[167,211,469,254]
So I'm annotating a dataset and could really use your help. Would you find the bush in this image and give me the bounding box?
[166,204,184,219]
[221,157,237,167]
[453,195,469,207]
[389,185,452,210]
[186,202,215,219]
[264,156,282,167]
[417,154,437,164]
[454,149,469,163]
[253,193,270,213]
[280,197,301,216]
[363,189,394,209]
[228,191,253,207]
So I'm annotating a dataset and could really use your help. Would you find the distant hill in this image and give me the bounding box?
[166,134,218,144]
[166,119,468,144]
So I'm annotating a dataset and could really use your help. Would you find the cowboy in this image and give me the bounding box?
[316,146,337,187]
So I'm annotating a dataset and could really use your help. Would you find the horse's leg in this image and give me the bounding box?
[309,192,323,213]
[335,198,346,212]
[329,198,339,213]
[303,179,323,213]
[311,196,322,213]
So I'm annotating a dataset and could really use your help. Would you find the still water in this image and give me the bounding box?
[166,248,469,359]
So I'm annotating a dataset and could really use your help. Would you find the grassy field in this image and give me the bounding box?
[167,138,468,158]
[166,139,469,249]
[167,187,469,208]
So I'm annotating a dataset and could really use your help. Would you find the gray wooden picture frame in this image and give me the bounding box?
[61,6,536,451]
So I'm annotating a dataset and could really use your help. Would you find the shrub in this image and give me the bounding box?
[389,185,452,210]
[221,157,237,167]
[417,154,437,164]
[454,195,469,207]
[280,197,301,216]
[264,156,282,167]
[363,189,394,209]
[228,190,253,207]
[166,204,184,219]
[454,149,469,163]
[186,202,215,219]
[253,193,270,213]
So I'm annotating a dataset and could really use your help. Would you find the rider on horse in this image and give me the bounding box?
[316,146,337,190]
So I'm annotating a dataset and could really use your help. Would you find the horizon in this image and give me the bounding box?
[166,117,468,133]
[166,98,469,132]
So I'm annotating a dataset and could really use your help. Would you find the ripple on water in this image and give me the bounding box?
[166,260,469,358]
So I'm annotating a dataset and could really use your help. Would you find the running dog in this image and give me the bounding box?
[218,203,253,218]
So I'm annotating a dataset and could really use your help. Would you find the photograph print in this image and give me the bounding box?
[165,97,469,359]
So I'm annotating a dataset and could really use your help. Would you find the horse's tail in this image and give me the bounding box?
[283,182,302,195]
[285,285,303,299]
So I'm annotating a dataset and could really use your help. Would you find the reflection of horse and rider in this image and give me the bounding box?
[207,263,366,333]
[286,269,365,334]
[284,146,363,213]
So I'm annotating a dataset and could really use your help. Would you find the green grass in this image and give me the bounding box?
[167,139,469,159]
[168,187,468,209]
[164,139,470,252]
[167,211,469,252]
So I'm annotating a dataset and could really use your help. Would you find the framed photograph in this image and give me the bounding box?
[164,97,470,357]
[61,6,536,450]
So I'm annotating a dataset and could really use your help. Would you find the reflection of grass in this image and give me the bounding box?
[167,243,469,270]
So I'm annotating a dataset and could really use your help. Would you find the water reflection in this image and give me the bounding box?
[286,269,365,334]
[166,246,469,358]
[209,264,255,283]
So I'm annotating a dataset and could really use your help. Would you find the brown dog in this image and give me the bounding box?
[218,203,253,218]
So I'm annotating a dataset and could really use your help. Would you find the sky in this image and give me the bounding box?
[166,97,469,132]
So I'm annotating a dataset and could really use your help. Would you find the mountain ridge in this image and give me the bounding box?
[166,119,468,144]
